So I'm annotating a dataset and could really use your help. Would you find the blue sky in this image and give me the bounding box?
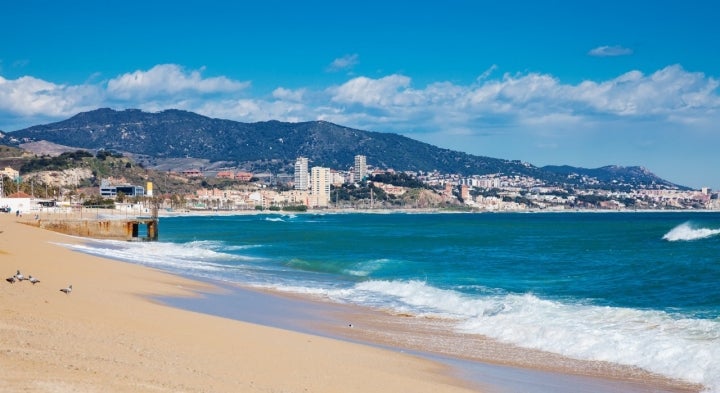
[1,1,719,189]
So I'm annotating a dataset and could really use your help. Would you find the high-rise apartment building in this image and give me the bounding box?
[310,166,331,207]
[354,155,367,182]
[294,157,309,190]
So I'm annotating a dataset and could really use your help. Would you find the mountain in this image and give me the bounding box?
[542,165,666,185]
[6,108,683,189]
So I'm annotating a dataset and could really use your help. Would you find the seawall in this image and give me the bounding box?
[21,217,158,241]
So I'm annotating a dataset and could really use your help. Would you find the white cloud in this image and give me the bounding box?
[330,74,420,107]
[272,87,306,102]
[1,63,719,145]
[106,64,249,100]
[3,62,720,187]
[0,75,100,118]
[568,65,720,116]
[588,45,634,57]
[326,54,359,72]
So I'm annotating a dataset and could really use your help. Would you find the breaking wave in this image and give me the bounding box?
[663,222,720,241]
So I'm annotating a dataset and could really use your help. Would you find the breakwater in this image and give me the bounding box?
[23,217,158,241]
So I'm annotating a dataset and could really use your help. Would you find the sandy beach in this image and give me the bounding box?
[1,211,705,393]
[0,213,477,393]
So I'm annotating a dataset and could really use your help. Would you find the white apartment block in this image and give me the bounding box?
[294,157,309,190]
[354,155,367,182]
[310,166,331,207]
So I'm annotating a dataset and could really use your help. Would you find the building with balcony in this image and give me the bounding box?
[354,155,367,182]
[294,157,309,190]
[310,166,330,207]
[100,179,145,198]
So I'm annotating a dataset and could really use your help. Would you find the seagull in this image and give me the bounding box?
[59,284,72,295]
[14,270,25,281]
[5,276,15,284]
[28,275,40,285]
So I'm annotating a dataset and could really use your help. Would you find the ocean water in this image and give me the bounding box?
[62,212,720,391]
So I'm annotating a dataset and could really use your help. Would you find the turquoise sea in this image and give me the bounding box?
[64,212,720,391]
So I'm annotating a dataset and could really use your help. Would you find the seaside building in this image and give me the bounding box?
[444,183,453,197]
[294,157,309,190]
[99,179,145,198]
[460,184,470,201]
[310,166,331,207]
[354,155,367,182]
[330,170,345,186]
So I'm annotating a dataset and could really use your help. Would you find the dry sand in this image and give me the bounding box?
[0,213,478,393]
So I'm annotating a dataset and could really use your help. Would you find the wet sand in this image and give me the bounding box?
[160,282,702,393]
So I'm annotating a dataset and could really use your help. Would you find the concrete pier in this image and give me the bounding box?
[24,217,158,241]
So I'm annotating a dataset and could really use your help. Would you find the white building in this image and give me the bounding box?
[354,155,367,182]
[99,179,145,198]
[294,157,309,190]
[310,166,330,207]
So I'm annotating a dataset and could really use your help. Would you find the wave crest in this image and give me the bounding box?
[662,222,720,241]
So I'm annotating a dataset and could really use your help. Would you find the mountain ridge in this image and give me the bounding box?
[3,108,685,190]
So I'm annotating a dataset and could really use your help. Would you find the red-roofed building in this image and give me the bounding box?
[182,169,203,178]
[235,172,253,182]
[216,171,235,180]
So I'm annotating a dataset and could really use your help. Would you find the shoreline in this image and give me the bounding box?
[3,212,708,392]
[0,214,478,393]
[159,281,702,393]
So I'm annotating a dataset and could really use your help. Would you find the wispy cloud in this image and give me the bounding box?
[12,59,30,68]
[272,87,306,102]
[477,64,498,81]
[326,54,359,72]
[588,45,634,57]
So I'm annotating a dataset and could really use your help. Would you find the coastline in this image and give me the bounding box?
[160,281,702,393]
[0,213,477,393]
[2,211,707,392]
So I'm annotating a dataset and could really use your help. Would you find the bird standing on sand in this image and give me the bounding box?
[59,284,72,294]
[5,276,16,284]
[14,270,25,281]
[28,275,40,284]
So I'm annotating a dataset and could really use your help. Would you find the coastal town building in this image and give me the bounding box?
[354,155,367,182]
[182,169,203,178]
[330,170,345,186]
[294,157,309,190]
[460,184,470,201]
[310,166,330,207]
[99,179,145,198]
[236,171,253,182]
[216,171,235,180]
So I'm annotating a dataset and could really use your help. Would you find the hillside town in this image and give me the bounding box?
[0,154,718,214]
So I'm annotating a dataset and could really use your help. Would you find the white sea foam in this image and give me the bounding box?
[339,279,720,392]
[663,222,720,241]
[344,258,391,277]
[57,239,259,278]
